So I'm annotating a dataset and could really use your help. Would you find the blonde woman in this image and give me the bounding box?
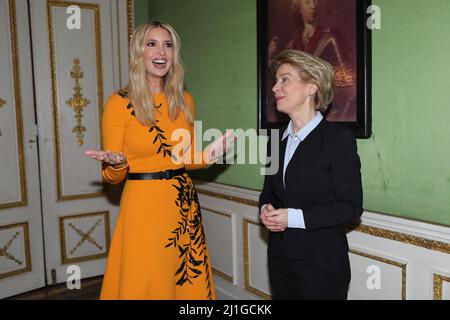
[86,21,232,300]
[259,50,363,299]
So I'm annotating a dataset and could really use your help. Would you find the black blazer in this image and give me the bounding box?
[259,119,363,259]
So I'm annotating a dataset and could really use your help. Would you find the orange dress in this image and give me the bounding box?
[99,90,215,300]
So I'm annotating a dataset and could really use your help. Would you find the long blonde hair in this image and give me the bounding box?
[127,21,193,126]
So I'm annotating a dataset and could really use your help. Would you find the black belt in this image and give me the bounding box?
[127,168,186,180]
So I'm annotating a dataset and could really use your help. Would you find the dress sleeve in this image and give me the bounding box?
[183,92,215,170]
[101,94,130,184]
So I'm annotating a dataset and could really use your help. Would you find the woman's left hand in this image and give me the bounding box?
[206,131,236,163]
[265,208,288,232]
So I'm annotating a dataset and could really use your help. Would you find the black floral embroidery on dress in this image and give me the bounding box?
[117,90,135,117]
[154,102,162,114]
[116,90,128,99]
[165,175,213,300]
[126,103,135,116]
[116,90,172,158]
[149,121,172,158]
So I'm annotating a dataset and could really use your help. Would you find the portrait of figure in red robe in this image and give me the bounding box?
[266,0,357,123]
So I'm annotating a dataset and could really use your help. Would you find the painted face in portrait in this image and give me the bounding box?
[299,0,319,24]
[143,27,174,82]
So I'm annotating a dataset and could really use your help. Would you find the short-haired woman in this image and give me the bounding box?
[259,49,363,300]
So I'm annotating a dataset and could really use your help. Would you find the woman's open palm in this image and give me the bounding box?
[85,150,127,167]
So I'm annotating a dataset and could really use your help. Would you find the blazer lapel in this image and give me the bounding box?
[283,119,325,189]
[278,135,288,191]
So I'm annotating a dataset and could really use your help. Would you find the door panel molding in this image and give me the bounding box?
[47,1,104,201]
[0,222,32,280]
[59,211,110,265]
[0,0,45,300]
[1,0,130,299]
[0,0,27,210]
[32,0,127,286]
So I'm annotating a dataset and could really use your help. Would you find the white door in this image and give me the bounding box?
[29,0,131,285]
[0,0,46,298]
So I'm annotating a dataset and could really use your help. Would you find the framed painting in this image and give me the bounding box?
[258,0,372,138]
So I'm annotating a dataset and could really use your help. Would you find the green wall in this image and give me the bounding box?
[359,0,450,226]
[133,0,150,27]
[133,0,450,226]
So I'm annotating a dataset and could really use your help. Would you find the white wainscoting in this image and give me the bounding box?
[194,180,450,300]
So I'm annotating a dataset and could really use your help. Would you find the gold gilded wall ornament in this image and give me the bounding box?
[0,223,32,280]
[68,219,103,255]
[0,232,22,265]
[66,58,90,145]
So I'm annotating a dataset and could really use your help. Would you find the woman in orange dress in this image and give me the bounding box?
[86,21,233,300]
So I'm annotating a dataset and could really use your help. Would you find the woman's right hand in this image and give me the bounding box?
[260,203,275,227]
[85,150,127,168]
